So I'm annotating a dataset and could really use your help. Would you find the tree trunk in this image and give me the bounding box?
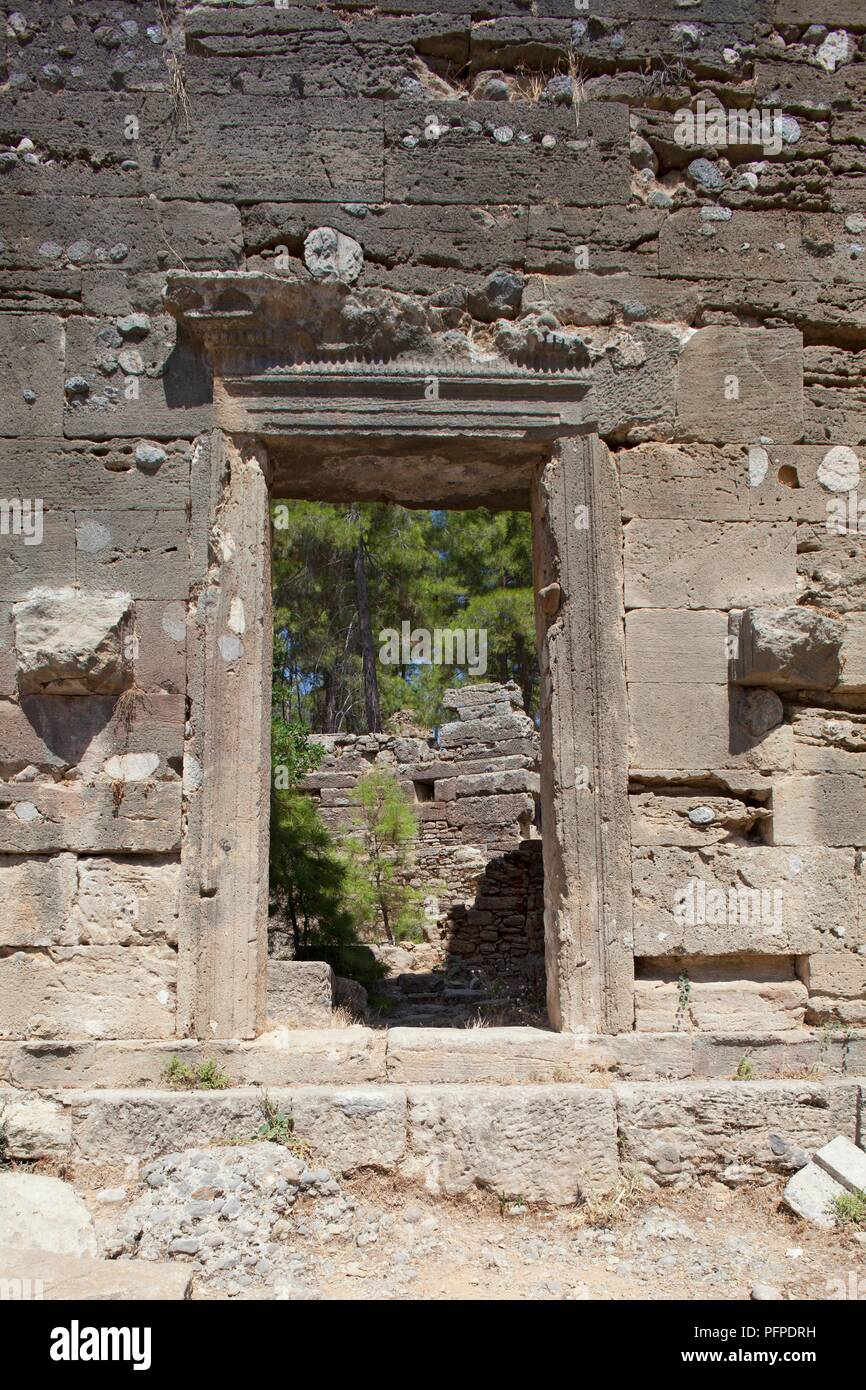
[353,517,382,732]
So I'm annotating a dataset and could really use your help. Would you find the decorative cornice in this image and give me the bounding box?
[166,272,595,438]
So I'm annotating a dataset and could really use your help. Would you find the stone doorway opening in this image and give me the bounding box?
[169,274,634,1040]
[267,493,545,1029]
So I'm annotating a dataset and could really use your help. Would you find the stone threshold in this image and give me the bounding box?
[1,1026,864,1090]
[3,1079,864,1205]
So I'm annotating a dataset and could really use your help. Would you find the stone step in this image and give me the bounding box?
[3,1078,863,1205]
[0,1245,192,1300]
[3,1027,866,1092]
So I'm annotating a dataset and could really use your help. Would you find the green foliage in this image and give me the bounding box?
[253,1091,312,1160]
[345,769,421,944]
[163,1055,232,1091]
[271,499,537,733]
[830,1188,866,1227]
[271,716,324,790]
[0,1120,9,1169]
[735,1056,755,1081]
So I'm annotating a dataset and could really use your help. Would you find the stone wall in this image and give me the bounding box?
[0,1,864,1041]
[286,682,542,978]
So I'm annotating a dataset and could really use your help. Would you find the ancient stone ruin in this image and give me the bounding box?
[1,0,865,1297]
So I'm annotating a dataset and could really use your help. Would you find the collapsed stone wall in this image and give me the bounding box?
[287,682,543,984]
[0,1,864,1041]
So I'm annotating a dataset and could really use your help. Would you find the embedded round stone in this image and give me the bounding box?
[303,227,363,285]
[817,445,860,493]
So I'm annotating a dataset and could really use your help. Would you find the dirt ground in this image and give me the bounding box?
[193,1174,866,1302]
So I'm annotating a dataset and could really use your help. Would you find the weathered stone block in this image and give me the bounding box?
[0,852,77,947]
[402,1084,618,1203]
[630,792,771,848]
[0,783,182,854]
[632,845,855,957]
[626,610,728,684]
[837,614,866,693]
[73,857,180,947]
[0,1172,96,1256]
[0,1247,193,1301]
[0,314,64,438]
[620,443,750,522]
[675,327,804,444]
[802,953,866,1001]
[783,1162,844,1230]
[625,521,796,610]
[267,959,334,1028]
[13,589,134,695]
[769,774,865,847]
[635,962,808,1033]
[629,683,792,773]
[814,1135,866,1194]
[731,607,843,691]
[0,945,176,1040]
[0,1092,71,1160]
[614,1079,859,1186]
[0,512,76,601]
[75,510,189,599]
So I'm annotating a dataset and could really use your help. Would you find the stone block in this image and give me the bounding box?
[731,607,843,691]
[0,1247,193,1301]
[614,1079,859,1186]
[635,961,808,1033]
[629,683,792,773]
[454,769,540,797]
[837,614,866,693]
[13,589,134,695]
[0,783,182,854]
[385,1027,592,1084]
[632,845,854,957]
[0,437,192,513]
[0,1092,71,1160]
[63,314,214,442]
[0,314,64,438]
[0,1173,97,1256]
[814,1135,866,1194]
[0,512,76,601]
[624,520,796,610]
[133,600,188,694]
[384,100,629,207]
[445,792,534,829]
[619,443,750,522]
[67,1089,266,1165]
[676,327,803,444]
[0,945,177,1040]
[626,610,728,683]
[267,960,334,1027]
[769,774,865,847]
[402,1084,618,1203]
[289,1087,407,1175]
[0,694,184,783]
[75,510,189,600]
[802,953,866,1001]
[72,857,180,947]
[0,196,242,274]
[783,1163,845,1229]
[0,852,77,947]
[630,792,771,847]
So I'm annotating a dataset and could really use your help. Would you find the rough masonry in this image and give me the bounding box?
[0,1,864,1053]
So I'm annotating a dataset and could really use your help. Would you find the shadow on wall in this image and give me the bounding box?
[444,838,545,999]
